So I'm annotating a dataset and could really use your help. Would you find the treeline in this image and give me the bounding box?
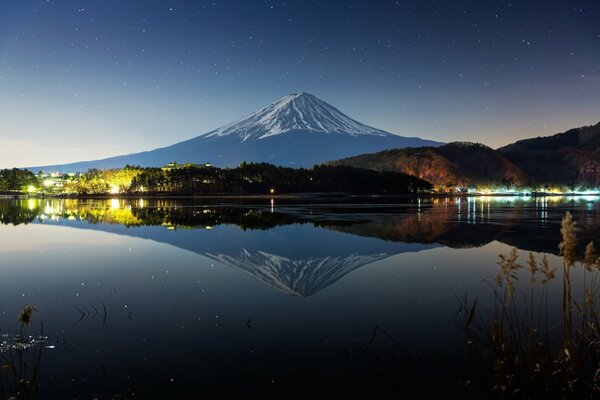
[65,166,143,194]
[129,163,432,194]
[0,166,144,195]
[0,168,38,192]
[0,163,432,195]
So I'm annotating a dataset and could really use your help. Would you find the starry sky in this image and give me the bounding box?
[0,0,599,167]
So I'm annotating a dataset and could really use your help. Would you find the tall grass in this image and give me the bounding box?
[459,211,600,397]
[0,306,44,400]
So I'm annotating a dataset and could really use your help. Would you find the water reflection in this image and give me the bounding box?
[2,198,439,296]
[4,196,598,253]
[2,197,599,297]
[1,197,600,396]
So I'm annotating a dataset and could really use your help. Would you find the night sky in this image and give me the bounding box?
[0,0,598,167]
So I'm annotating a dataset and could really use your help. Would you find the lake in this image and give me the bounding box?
[1,196,599,397]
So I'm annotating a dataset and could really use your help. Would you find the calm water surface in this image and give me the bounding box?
[0,196,599,397]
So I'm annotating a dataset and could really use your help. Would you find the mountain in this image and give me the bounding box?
[498,122,600,187]
[327,142,530,189]
[499,122,600,153]
[328,122,600,189]
[204,92,391,140]
[30,92,442,172]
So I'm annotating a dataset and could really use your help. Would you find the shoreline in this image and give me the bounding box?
[1,192,599,200]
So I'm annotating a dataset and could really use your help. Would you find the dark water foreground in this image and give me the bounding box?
[0,196,599,397]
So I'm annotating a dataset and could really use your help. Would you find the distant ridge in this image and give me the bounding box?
[328,122,600,188]
[28,92,442,172]
[328,142,529,189]
[499,122,600,153]
[498,122,600,187]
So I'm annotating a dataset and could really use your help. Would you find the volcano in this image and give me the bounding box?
[31,92,442,172]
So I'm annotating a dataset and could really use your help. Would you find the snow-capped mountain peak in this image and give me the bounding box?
[29,92,444,172]
[204,92,391,141]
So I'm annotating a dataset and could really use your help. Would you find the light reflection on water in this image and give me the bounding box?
[0,333,47,353]
[0,196,599,397]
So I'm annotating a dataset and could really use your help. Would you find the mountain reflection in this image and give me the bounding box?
[0,198,436,296]
[324,196,600,255]
[2,197,599,295]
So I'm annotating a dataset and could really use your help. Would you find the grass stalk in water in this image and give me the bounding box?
[458,211,600,397]
[0,305,44,400]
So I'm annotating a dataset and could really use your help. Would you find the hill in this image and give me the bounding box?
[498,122,600,187]
[328,142,529,190]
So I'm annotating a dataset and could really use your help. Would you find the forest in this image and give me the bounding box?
[0,163,433,195]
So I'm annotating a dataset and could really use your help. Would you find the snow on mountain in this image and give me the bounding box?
[29,92,443,172]
[204,92,390,141]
